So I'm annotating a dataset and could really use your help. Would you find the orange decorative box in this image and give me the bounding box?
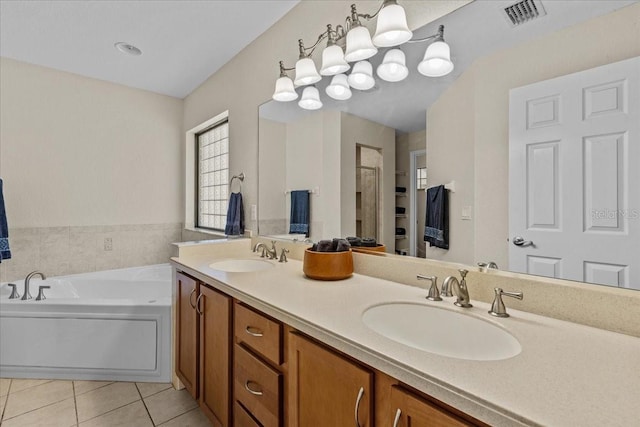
[303,249,354,281]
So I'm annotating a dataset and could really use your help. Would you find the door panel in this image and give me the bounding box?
[509,56,640,289]
[175,272,198,399]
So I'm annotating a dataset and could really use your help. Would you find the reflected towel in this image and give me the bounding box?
[0,179,11,262]
[224,192,245,236]
[289,190,310,237]
[424,185,449,250]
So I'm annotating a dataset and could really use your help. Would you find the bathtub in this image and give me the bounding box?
[0,264,171,382]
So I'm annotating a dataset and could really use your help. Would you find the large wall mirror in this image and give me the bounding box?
[258,0,640,291]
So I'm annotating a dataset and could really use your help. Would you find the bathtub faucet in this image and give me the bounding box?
[21,271,46,301]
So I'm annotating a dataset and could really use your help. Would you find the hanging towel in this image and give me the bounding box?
[289,190,310,237]
[0,179,11,262]
[424,185,449,250]
[224,192,245,236]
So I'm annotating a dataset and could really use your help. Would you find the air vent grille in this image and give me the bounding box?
[504,0,547,26]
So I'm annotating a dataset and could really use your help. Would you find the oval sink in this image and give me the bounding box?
[209,259,274,273]
[362,303,521,361]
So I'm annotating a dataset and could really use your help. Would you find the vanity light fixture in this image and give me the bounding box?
[271,2,454,109]
[348,60,375,90]
[326,74,352,100]
[272,61,298,101]
[298,86,323,110]
[376,48,408,82]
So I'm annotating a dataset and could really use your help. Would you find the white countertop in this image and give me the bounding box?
[171,252,640,427]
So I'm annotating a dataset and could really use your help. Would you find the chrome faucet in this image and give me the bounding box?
[253,242,267,257]
[417,275,441,301]
[252,241,278,260]
[489,287,523,318]
[441,269,472,308]
[22,271,46,300]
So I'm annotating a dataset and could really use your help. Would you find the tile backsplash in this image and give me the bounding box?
[0,223,219,282]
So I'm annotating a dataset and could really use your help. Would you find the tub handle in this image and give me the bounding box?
[195,294,203,316]
[36,285,50,301]
[189,287,197,309]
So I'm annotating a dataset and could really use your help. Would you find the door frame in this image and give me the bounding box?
[409,149,426,257]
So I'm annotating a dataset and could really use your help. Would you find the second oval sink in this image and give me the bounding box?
[362,303,521,361]
[209,259,274,273]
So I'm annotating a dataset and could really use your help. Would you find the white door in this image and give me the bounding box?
[509,56,640,289]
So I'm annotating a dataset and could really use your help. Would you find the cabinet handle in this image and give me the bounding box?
[245,326,264,337]
[195,294,203,316]
[244,380,263,396]
[392,408,402,427]
[354,386,364,427]
[189,287,197,309]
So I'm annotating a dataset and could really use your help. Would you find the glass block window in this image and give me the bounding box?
[417,167,427,190]
[196,120,229,231]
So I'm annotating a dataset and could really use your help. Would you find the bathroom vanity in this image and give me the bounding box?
[170,239,640,427]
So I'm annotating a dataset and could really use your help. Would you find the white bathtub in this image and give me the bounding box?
[0,264,171,382]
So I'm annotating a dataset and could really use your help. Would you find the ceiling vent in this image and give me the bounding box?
[503,0,546,26]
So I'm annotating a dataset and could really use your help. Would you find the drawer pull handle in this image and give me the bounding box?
[196,294,203,316]
[245,326,264,337]
[244,380,263,396]
[189,287,197,309]
[354,386,364,427]
[392,408,402,427]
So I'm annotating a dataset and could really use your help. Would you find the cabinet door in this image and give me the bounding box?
[389,386,471,427]
[198,284,232,427]
[175,272,198,399]
[288,332,373,427]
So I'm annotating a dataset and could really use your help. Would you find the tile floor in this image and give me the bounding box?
[0,378,212,426]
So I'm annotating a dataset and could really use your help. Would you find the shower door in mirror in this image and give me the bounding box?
[509,57,640,289]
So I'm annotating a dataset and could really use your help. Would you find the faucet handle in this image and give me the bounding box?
[458,269,468,279]
[7,283,21,299]
[36,285,51,301]
[489,287,523,318]
[417,275,441,301]
[279,248,289,263]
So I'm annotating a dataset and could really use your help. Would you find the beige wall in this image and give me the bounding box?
[426,3,640,268]
[257,118,287,234]
[0,58,184,281]
[183,0,470,237]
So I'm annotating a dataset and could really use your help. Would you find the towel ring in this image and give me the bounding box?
[229,172,245,193]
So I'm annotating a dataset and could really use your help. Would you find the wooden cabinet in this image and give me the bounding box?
[388,385,474,427]
[233,302,284,427]
[288,332,373,427]
[198,284,232,427]
[175,272,199,398]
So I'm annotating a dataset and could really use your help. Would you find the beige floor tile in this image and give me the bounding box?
[3,380,73,419]
[1,397,76,427]
[135,382,172,398]
[143,388,198,425]
[75,382,140,422]
[73,381,113,396]
[7,378,52,394]
[1,393,7,419]
[0,378,11,396]
[157,407,212,426]
[79,401,152,427]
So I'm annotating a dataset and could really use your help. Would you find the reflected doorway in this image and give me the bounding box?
[356,145,381,240]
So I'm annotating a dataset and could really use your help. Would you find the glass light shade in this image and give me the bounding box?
[325,74,352,101]
[344,26,378,62]
[272,76,298,101]
[294,57,321,86]
[418,40,454,77]
[298,86,323,110]
[372,3,413,47]
[376,49,408,82]
[347,61,375,91]
[320,44,350,76]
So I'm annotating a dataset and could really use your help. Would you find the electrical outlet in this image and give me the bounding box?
[104,237,113,251]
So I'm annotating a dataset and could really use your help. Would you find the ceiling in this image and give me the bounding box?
[0,0,299,98]
[260,0,638,133]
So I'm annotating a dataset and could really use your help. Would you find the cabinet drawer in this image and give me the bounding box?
[234,401,261,427]
[234,344,281,427]
[235,302,282,365]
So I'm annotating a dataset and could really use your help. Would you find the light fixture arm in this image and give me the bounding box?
[356,0,394,22]
[278,60,295,77]
[407,25,445,44]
